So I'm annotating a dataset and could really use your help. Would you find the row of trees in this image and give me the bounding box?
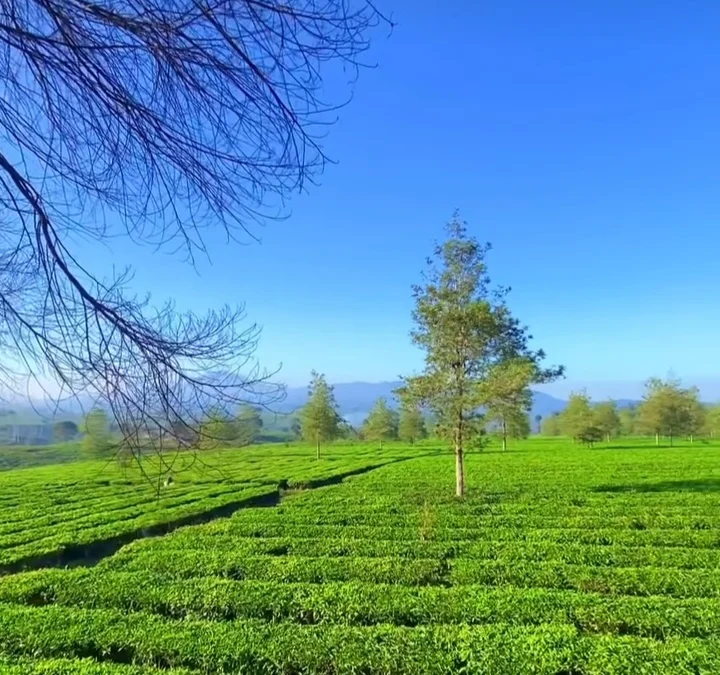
[297,373,428,457]
[542,378,712,446]
[79,405,265,459]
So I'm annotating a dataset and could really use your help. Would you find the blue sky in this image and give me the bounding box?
[83,0,720,400]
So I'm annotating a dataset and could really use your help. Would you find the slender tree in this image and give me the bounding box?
[398,404,427,445]
[363,398,399,448]
[483,359,534,451]
[235,406,263,447]
[300,372,341,459]
[594,401,621,443]
[398,212,562,497]
[83,408,113,458]
[685,392,706,444]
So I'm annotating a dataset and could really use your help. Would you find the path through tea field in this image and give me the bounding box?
[1,440,720,673]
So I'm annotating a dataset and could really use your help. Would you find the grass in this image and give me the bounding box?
[1,437,720,672]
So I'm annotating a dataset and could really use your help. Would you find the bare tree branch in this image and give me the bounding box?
[0,0,389,479]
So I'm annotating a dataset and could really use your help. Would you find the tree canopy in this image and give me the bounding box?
[362,398,398,446]
[398,212,562,496]
[299,372,342,458]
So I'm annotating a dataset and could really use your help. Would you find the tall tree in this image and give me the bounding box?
[0,0,386,477]
[483,359,534,451]
[685,392,706,444]
[300,372,341,459]
[594,401,621,443]
[541,413,563,436]
[398,213,562,497]
[619,406,637,437]
[235,406,263,446]
[636,378,693,447]
[398,404,427,445]
[363,398,399,448]
[83,408,113,459]
[560,392,597,443]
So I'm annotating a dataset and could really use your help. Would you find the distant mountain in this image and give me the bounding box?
[280,381,577,427]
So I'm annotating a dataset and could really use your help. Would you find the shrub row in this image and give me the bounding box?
[100,549,720,597]
[217,519,720,549]
[0,485,275,569]
[3,569,720,639]
[0,656,192,675]
[0,603,719,674]
[131,529,720,570]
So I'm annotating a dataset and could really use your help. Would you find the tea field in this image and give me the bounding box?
[2,439,720,673]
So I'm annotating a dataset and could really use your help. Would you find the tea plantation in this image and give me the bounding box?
[2,439,720,673]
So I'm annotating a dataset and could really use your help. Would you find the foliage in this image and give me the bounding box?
[559,392,595,442]
[619,406,637,436]
[398,404,427,444]
[398,212,562,495]
[53,421,79,443]
[299,372,342,456]
[593,401,621,441]
[636,378,697,445]
[235,406,263,446]
[362,398,398,445]
[199,409,238,450]
[3,440,720,672]
[541,413,562,436]
[82,409,113,459]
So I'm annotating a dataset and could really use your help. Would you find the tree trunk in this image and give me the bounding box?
[655,433,659,446]
[316,438,320,460]
[501,419,507,451]
[606,433,610,443]
[455,445,465,498]
[690,434,694,444]
[669,434,673,447]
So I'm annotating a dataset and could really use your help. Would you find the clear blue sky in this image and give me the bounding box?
[86,0,720,400]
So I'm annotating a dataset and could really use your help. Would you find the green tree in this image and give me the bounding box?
[53,420,79,443]
[560,392,596,443]
[199,408,238,449]
[541,412,562,436]
[300,372,341,459]
[83,408,113,458]
[577,425,604,448]
[483,359,535,451]
[685,391,705,444]
[705,405,720,438]
[362,398,398,448]
[636,378,693,447]
[398,404,427,444]
[398,213,562,496]
[619,406,636,436]
[235,406,263,446]
[594,401,621,443]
